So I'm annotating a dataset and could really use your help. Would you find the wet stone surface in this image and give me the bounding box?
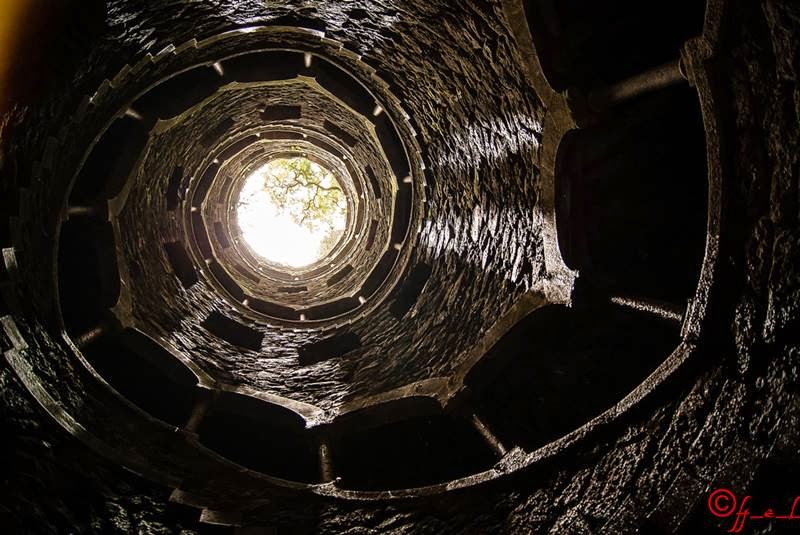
[0,0,798,533]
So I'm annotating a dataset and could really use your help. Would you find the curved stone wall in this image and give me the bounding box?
[0,0,798,533]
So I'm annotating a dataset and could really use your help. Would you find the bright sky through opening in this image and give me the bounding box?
[236,158,347,267]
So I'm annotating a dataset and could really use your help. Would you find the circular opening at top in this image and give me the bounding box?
[236,157,348,268]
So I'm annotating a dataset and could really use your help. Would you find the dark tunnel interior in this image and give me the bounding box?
[0,0,798,533]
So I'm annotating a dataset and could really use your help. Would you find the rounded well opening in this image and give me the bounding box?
[236,157,348,268]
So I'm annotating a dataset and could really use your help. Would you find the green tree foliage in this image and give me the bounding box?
[259,157,347,254]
